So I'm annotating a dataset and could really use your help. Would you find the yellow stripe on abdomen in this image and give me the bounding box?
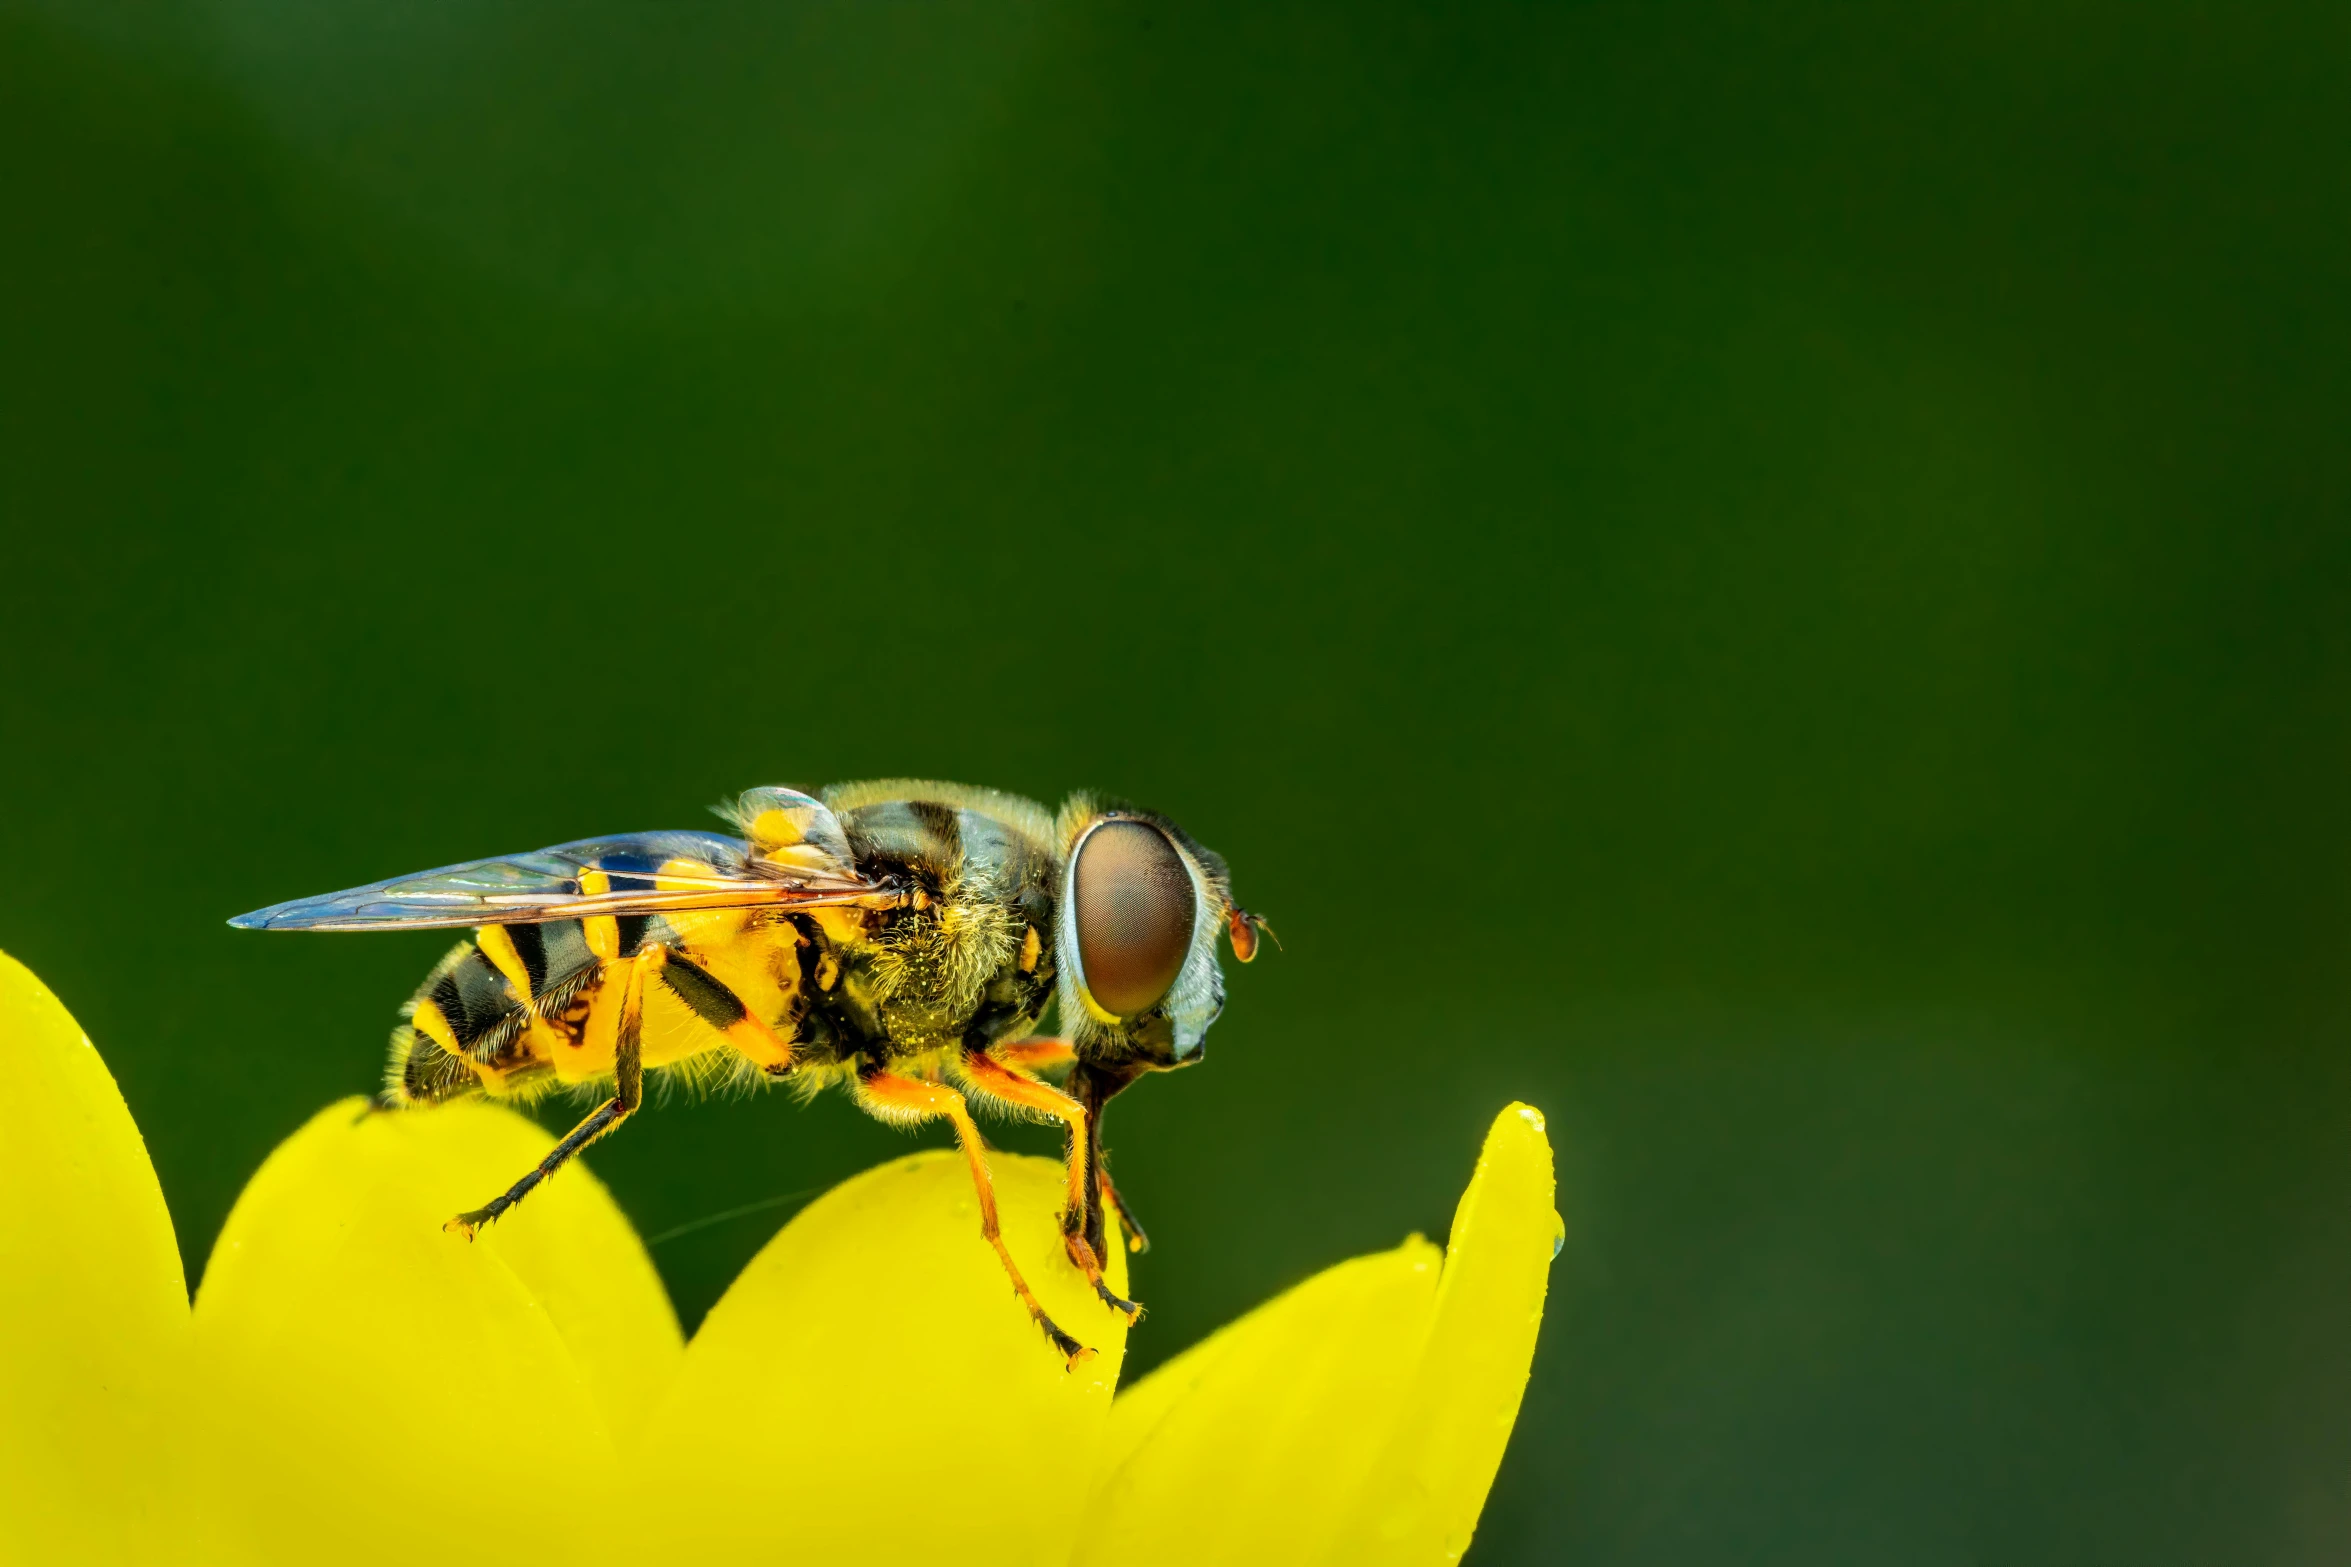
[473,924,534,997]
[409,996,464,1055]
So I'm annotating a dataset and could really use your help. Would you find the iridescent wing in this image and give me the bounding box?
[229,787,898,932]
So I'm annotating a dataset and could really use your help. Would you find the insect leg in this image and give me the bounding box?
[1068,1060,1146,1276]
[959,1050,1140,1321]
[988,1044,1147,1253]
[990,1036,1074,1072]
[444,946,653,1238]
[991,1047,1153,1249]
[855,1068,1095,1366]
[1098,1167,1150,1255]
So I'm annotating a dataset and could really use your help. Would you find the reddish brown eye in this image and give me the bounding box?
[1073,821,1196,1016]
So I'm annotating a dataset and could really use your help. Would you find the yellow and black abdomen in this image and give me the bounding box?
[388,910,811,1105]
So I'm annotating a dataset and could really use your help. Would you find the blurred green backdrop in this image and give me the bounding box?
[5,1,2349,1561]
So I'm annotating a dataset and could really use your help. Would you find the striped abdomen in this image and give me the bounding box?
[388,911,810,1104]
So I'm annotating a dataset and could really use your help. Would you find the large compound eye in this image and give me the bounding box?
[1073,821,1197,1016]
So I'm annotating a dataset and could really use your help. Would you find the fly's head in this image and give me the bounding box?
[1052,800,1265,1074]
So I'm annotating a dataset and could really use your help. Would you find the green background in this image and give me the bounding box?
[6,1,2349,1560]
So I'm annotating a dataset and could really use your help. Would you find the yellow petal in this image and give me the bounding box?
[1322,1101,1560,1565]
[1073,1237,1445,1566]
[190,1097,682,1567]
[1076,1103,1558,1567]
[623,1146,1129,1567]
[0,952,192,1563]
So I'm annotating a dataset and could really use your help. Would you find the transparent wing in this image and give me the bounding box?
[231,806,897,933]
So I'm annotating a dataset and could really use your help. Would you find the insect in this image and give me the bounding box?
[230,780,1267,1363]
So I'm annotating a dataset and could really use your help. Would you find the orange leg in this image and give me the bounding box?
[855,1068,1095,1366]
[998,1043,1148,1254]
[1099,1167,1149,1254]
[992,1036,1075,1072]
[960,1050,1140,1321]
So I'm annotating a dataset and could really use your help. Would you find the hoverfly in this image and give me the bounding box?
[230,780,1266,1363]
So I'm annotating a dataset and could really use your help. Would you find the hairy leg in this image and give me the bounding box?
[959,1049,1139,1320]
[856,1067,1095,1365]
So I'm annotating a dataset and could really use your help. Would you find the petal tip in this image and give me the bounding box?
[1487,1101,1553,1159]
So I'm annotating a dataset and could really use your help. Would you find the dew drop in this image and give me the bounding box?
[1549,1209,1566,1260]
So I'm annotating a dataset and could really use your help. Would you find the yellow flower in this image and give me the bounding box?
[0,951,1557,1566]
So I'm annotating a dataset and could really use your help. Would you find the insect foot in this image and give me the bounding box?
[1093,1278,1145,1324]
[1062,1230,1144,1322]
[1040,1318,1095,1369]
